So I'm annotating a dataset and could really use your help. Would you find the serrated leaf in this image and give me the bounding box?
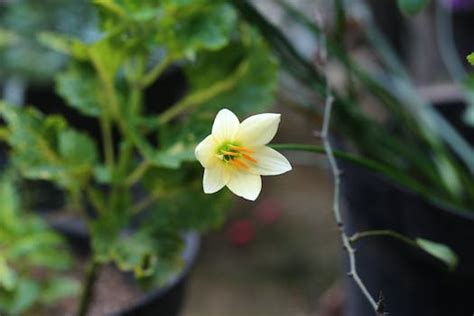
[55,64,102,117]
[416,238,458,271]
[0,103,98,190]
[157,2,237,56]
[397,0,431,16]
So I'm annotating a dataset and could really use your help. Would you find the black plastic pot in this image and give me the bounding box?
[51,218,200,316]
[341,101,474,316]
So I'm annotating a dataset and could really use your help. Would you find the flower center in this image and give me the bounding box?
[216,143,257,170]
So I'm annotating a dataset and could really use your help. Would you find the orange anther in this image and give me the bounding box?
[242,153,257,163]
[230,159,249,169]
[222,151,239,156]
[230,145,254,153]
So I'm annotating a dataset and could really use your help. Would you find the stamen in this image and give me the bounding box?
[230,159,249,169]
[222,151,239,156]
[242,153,257,163]
[230,145,254,153]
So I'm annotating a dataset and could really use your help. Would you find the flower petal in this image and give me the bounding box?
[226,171,262,201]
[203,164,230,194]
[248,146,292,176]
[212,108,240,142]
[195,135,218,168]
[237,113,281,146]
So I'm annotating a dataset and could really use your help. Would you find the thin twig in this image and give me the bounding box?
[320,86,380,314]
[317,29,384,314]
[349,229,418,248]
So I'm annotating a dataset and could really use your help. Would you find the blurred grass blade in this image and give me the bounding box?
[397,0,431,16]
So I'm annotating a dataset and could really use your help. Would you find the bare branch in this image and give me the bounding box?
[317,29,385,315]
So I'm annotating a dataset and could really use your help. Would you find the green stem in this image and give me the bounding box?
[76,261,100,316]
[140,56,173,88]
[85,186,107,215]
[349,230,418,248]
[0,127,9,141]
[99,116,115,170]
[269,143,468,212]
[131,192,160,215]
[157,60,249,125]
[125,160,151,186]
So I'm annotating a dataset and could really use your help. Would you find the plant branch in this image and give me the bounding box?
[315,21,384,312]
[320,83,382,315]
[349,230,418,248]
[125,160,151,187]
[76,260,100,316]
[99,117,115,170]
[131,191,161,215]
[157,60,249,125]
[139,56,173,88]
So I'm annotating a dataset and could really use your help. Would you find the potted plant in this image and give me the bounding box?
[3,0,472,315]
[230,0,474,315]
[0,0,278,315]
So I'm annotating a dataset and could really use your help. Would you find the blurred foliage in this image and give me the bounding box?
[234,0,474,212]
[0,0,278,310]
[397,0,431,15]
[0,176,78,315]
[468,53,474,66]
[0,0,95,83]
[0,103,98,201]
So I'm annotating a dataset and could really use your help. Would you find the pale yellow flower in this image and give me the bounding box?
[195,108,292,201]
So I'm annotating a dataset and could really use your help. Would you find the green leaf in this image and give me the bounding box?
[40,276,80,305]
[0,257,17,291]
[37,32,88,60]
[152,144,195,169]
[58,129,98,167]
[156,2,237,56]
[0,28,18,48]
[0,176,20,220]
[88,37,127,83]
[91,212,184,286]
[0,177,74,314]
[397,0,431,15]
[467,53,474,66]
[55,64,102,117]
[0,103,98,190]
[184,28,278,117]
[143,165,232,232]
[9,279,40,314]
[416,238,458,271]
[90,190,132,263]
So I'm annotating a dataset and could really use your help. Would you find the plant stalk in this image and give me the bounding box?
[76,261,100,316]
